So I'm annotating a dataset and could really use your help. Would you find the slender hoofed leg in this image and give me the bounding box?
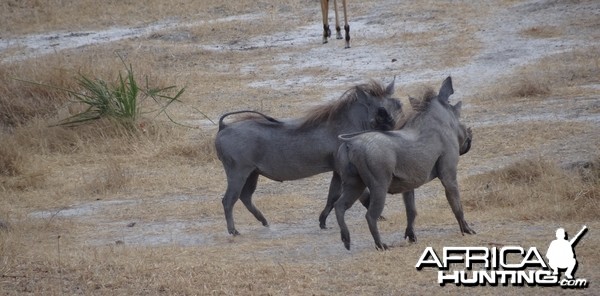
[342,0,350,48]
[333,0,343,39]
[321,0,331,43]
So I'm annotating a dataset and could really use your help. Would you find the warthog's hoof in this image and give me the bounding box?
[460,223,476,235]
[375,243,389,251]
[405,227,417,243]
[229,229,240,236]
[342,237,351,250]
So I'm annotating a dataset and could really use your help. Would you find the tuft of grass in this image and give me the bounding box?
[509,76,551,98]
[463,157,600,221]
[474,46,599,102]
[40,57,187,131]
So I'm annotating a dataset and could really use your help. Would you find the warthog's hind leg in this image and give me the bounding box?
[319,173,341,229]
[320,176,382,229]
[365,186,388,251]
[222,169,253,235]
[357,189,386,221]
[239,171,269,227]
[335,177,366,250]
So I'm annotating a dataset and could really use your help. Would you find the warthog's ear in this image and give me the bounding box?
[438,76,454,103]
[408,96,419,108]
[385,76,396,96]
[452,101,462,118]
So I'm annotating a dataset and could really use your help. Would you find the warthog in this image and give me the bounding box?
[215,79,403,235]
[334,76,475,250]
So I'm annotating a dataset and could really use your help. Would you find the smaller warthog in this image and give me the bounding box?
[215,79,402,235]
[334,76,474,250]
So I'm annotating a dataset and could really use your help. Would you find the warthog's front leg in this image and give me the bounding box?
[440,178,476,236]
[319,173,341,229]
[403,191,418,242]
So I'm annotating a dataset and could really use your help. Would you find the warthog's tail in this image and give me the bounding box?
[218,110,282,131]
[338,131,369,141]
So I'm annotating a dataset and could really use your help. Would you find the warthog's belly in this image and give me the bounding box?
[257,164,331,182]
[388,174,436,194]
[387,178,415,194]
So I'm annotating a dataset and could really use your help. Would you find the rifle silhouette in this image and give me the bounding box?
[569,225,588,247]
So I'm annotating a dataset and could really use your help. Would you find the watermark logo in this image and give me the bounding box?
[415,226,588,289]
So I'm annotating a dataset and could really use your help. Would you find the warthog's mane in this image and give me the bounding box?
[396,87,438,129]
[299,81,389,130]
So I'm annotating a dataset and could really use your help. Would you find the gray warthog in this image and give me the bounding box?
[215,80,402,235]
[334,76,474,250]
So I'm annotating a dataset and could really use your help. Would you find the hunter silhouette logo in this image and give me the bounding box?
[546,226,588,280]
[415,225,589,288]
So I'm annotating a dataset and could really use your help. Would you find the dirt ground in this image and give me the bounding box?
[1,0,599,295]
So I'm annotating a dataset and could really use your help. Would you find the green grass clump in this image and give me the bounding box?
[53,58,185,130]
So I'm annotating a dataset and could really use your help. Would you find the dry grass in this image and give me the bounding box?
[1,0,281,36]
[463,157,600,221]
[1,0,599,295]
[0,139,22,177]
[0,59,72,127]
[475,46,600,102]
